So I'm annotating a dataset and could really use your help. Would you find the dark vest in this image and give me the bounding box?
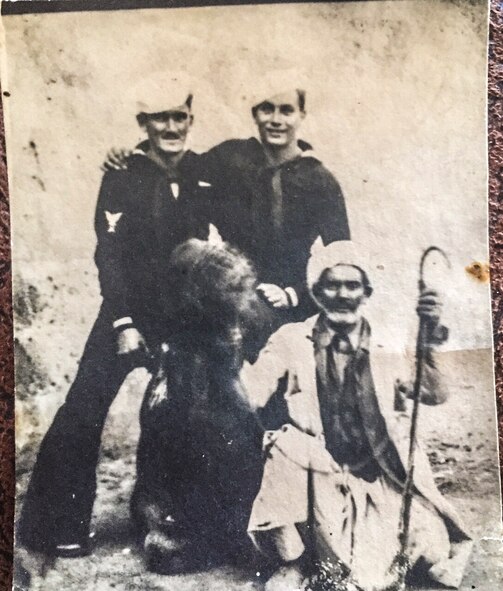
[314,320,406,485]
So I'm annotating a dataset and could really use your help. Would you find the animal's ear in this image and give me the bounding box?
[208,223,224,246]
[310,236,324,256]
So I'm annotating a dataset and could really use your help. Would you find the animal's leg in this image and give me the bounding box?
[134,363,201,572]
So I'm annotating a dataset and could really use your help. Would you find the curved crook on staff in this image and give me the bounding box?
[393,246,450,590]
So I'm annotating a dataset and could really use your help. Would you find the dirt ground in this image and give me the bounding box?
[12,460,503,591]
[11,273,503,591]
[13,350,503,591]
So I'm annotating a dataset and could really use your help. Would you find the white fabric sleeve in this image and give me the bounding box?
[240,330,290,410]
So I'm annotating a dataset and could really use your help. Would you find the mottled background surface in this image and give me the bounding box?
[0,0,502,589]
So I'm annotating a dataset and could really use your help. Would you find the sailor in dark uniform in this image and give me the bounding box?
[106,84,350,353]
[17,79,210,557]
[201,86,350,331]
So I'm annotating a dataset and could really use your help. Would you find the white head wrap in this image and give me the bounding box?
[307,239,376,290]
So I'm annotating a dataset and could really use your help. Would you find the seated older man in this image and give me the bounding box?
[240,242,472,591]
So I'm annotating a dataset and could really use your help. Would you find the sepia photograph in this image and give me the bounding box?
[0,1,501,589]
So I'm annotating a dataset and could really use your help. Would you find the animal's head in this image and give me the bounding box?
[165,238,267,336]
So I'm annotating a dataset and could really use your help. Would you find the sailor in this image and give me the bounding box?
[17,74,210,557]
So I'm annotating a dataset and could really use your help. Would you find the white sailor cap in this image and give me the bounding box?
[130,71,194,115]
[248,68,308,110]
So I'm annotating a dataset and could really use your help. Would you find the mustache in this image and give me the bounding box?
[327,298,359,312]
[161,131,181,140]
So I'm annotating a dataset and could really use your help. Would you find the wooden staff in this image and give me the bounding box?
[393,246,450,590]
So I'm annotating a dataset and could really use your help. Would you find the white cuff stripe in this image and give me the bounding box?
[113,316,133,329]
[285,287,299,307]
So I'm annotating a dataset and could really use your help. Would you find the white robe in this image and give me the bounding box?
[241,315,472,590]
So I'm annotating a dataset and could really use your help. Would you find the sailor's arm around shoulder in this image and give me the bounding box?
[198,139,247,182]
[240,324,294,411]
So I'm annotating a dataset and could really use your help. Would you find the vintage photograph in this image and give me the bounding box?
[0,0,501,589]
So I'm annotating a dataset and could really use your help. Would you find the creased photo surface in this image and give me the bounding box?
[0,1,501,590]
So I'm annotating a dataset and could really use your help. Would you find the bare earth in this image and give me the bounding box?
[13,350,503,591]
[12,277,503,591]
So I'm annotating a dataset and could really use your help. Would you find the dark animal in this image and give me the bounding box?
[131,238,271,574]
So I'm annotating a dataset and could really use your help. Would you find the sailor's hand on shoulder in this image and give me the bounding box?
[101,147,131,172]
[257,283,290,309]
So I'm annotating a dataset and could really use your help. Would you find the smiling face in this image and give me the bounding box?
[139,102,193,155]
[252,90,305,148]
[313,264,369,329]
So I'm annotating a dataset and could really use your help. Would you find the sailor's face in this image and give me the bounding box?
[143,103,193,154]
[253,91,305,148]
[315,265,367,327]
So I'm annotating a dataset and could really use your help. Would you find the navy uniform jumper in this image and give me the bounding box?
[17,150,210,552]
[201,138,350,334]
